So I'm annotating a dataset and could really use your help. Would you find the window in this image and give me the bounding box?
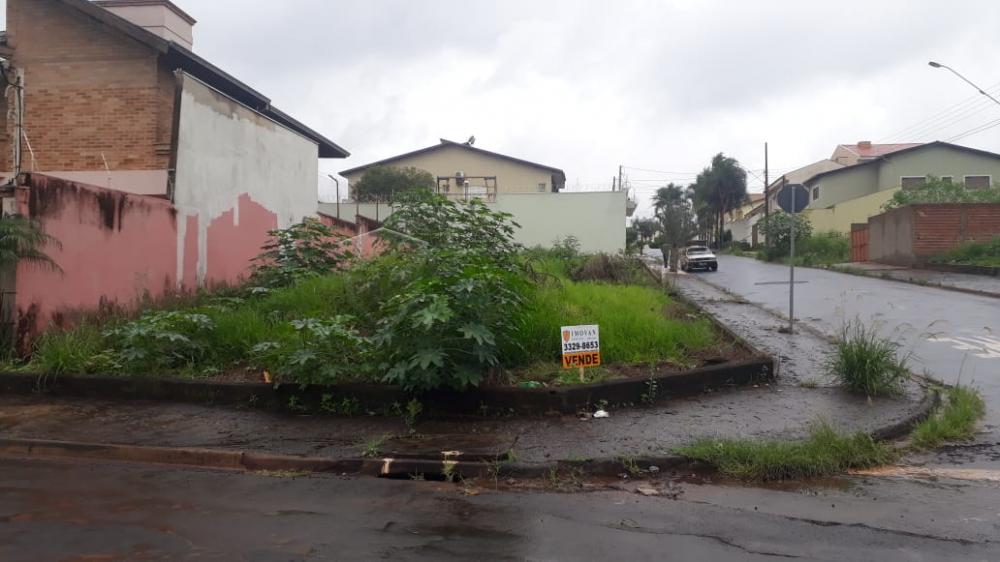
[964,175,991,190]
[812,186,820,201]
[537,182,547,192]
[900,176,927,190]
[940,176,953,184]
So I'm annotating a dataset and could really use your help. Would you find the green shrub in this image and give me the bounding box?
[930,236,1000,267]
[372,194,531,391]
[883,176,1000,210]
[250,218,353,289]
[911,386,986,449]
[251,316,369,384]
[678,421,896,481]
[103,310,217,373]
[758,213,812,260]
[798,232,850,266]
[826,321,908,397]
[569,253,648,284]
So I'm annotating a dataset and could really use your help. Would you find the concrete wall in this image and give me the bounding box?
[318,191,626,253]
[868,206,914,265]
[173,72,318,284]
[493,192,625,253]
[15,175,180,350]
[14,174,290,347]
[342,144,557,195]
[804,188,900,234]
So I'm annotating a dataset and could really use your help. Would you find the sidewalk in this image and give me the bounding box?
[830,262,1000,299]
[0,273,930,475]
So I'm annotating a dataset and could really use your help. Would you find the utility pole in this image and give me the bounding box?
[763,142,770,250]
[618,165,623,194]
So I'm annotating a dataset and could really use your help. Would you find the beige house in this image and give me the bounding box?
[327,139,626,253]
[340,139,566,200]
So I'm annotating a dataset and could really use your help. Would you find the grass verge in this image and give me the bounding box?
[911,386,986,449]
[676,421,897,481]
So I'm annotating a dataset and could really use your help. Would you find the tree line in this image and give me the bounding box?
[627,152,749,265]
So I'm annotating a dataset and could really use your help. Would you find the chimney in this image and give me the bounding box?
[94,0,196,50]
[857,140,872,149]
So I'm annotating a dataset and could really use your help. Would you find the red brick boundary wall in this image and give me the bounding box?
[868,203,1000,266]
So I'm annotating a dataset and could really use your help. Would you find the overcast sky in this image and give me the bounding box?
[8,1,1000,215]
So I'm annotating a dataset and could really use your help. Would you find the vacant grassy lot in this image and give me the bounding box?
[25,254,725,387]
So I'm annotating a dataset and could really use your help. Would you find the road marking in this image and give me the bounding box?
[754,281,809,286]
[928,335,1000,359]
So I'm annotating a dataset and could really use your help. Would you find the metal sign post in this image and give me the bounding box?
[776,181,809,335]
[789,185,796,335]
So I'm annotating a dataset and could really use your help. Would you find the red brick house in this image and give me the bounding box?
[0,0,349,347]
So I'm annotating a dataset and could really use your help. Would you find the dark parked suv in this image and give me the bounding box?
[680,246,718,272]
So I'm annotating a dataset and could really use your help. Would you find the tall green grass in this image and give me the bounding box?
[826,321,908,397]
[931,236,1000,268]
[678,421,897,481]
[911,386,986,449]
[511,281,717,365]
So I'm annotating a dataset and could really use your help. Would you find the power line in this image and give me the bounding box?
[878,81,1000,142]
[945,117,1000,143]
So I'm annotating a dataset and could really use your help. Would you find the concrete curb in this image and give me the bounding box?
[826,265,1000,301]
[0,382,938,480]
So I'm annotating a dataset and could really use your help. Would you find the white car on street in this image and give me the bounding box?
[680,246,718,272]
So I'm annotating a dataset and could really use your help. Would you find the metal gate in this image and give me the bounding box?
[850,223,869,262]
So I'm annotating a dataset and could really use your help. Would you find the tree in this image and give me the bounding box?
[0,216,61,272]
[352,166,436,202]
[629,217,660,251]
[655,194,698,272]
[759,212,812,260]
[652,183,686,213]
[690,154,748,247]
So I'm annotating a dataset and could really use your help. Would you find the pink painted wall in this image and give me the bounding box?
[205,194,278,286]
[15,174,280,350]
[318,212,384,258]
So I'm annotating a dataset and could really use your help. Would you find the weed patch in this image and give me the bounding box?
[677,421,896,481]
[911,386,986,449]
[827,321,908,398]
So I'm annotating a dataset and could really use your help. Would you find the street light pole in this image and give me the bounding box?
[928,61,1000,108]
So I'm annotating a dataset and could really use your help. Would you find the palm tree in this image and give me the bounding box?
[652,183,686,213]
[690,154,747,247]
[0,216,61,272]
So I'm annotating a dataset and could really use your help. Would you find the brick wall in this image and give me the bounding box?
[869,203,1000,265]
[912,204,1000,259]
[3,0,174,172]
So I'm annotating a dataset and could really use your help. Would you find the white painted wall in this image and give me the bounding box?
[319,191,626,254]
[173,72,320,282]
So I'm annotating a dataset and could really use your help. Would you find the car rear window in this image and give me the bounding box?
[688,247,709,254]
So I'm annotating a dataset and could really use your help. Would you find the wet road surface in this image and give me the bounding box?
[2,457,999,561]
[683,255,1000,469]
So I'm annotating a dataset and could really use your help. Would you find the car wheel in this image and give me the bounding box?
[711,264,718,271]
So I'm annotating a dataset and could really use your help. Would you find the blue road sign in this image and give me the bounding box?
[776,184,809,214]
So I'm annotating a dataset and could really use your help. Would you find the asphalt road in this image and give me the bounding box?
[679,255,1000,464]
[2,457,999,561]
